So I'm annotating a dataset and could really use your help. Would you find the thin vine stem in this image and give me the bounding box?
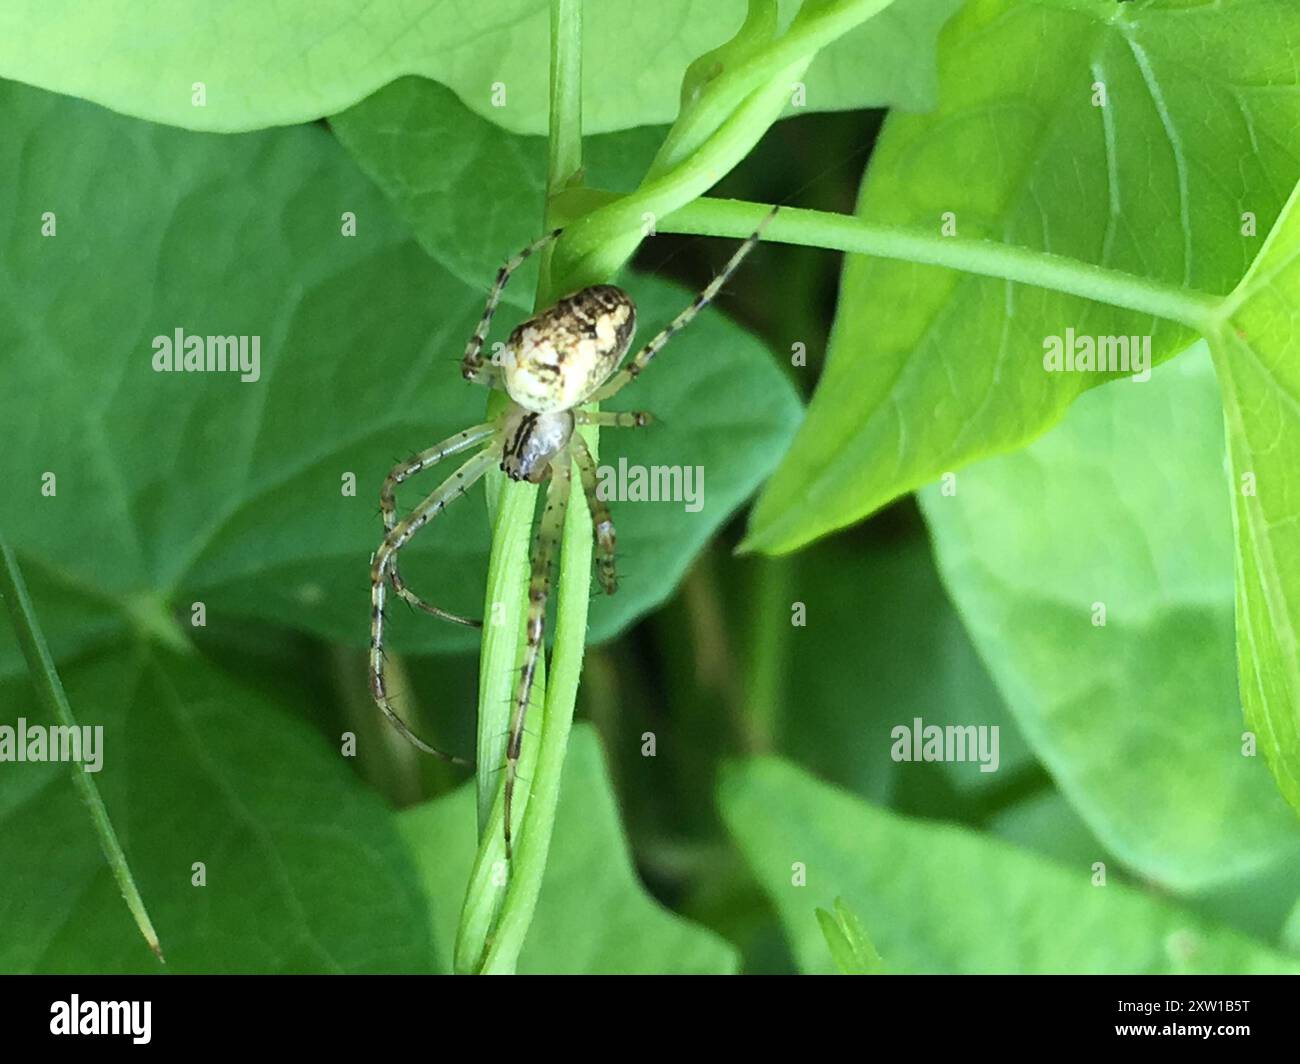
[472,486,538,832]
[659,197,1224,331]
[546,0,584,204]
[0,535,164,963]
[650,0,901,177]
[459,0,591,976]
[477,438,594,973]
[552,188,1223,332]
[556,53,813,290]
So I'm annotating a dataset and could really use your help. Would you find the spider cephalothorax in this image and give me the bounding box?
[368,211,775,861]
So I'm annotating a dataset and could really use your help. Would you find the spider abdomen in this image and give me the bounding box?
[501,284,637,413]
[500,405,575,483]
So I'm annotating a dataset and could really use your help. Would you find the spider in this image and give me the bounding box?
[368,209,775,859]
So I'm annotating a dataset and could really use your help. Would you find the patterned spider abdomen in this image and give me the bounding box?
[501,284,637,413]
[500,406,575,483]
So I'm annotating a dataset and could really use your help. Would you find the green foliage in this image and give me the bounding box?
[331,78,665,297]
[750,0,1300,553]
[0,538,160,959]
[741,0,1300,823]
[722,756,1300,975]
[0,0,958,134]
[1,648,732,974]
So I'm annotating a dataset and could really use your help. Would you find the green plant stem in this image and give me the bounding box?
[473,485,537,832]
[546,0,584,204]
[552,0,903,291]
[478,427,594,973]
[557,53,813,289]
[552,187,1222,330]
[459,0,591,976]
[650,0,900,176]
[472,0,584,838]
[659,197,1223,330]
[0,535,164,963]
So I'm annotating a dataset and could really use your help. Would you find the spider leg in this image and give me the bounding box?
[370,445,499,762]
[575,410,653,429]
[569,433,617,595]
[503,460,572,859]
[587,207,778,402]
[462,228,563,387]
[381,423,497,627]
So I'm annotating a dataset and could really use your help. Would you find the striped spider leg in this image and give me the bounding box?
[378,425,496,628]
[461,228,563,389]
[369,444,500,762]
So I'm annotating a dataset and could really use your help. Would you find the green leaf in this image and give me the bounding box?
[0,0,957,135]
[0,79,800,661]
[331,77,665,304]
[0,646,434,973]
[721,755,1300,974]
[921,348,1300,891]
[748,0,1300,554]
[398,723,738,973]
[1209,182,1300,815]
